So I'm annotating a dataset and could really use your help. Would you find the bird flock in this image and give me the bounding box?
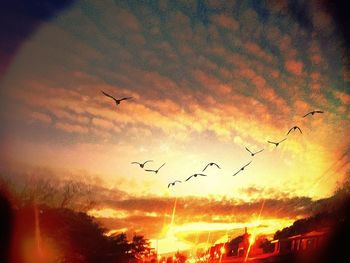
[102,90,324,189]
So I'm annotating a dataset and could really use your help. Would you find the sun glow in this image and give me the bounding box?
[220,246,226,254]
[105,228,128,236]
[150,216,294,255]
[173,218,294,236]
[88,208,129,218]
[249,234,256,245]
[150,230,192,255]
[245,233,256,263]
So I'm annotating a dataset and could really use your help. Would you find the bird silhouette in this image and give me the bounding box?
[101,90,132,106]
[168,180,181,188]
[145,163,166,174]
[202,162,221,172]
[267,138,287,147]
[185,173,207,182]
[131,160,153,169]
[245,147,264,157]
[303,110,324,117]
[233,161,252,176]
[286,126,302,135]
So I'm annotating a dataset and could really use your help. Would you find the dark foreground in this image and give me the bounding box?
[210,250,348,263]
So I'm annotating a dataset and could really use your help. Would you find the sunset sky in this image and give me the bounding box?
[1,0,350,255]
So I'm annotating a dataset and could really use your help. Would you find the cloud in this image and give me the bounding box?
[267,0,289,14]
[311,54,322,65]
[4,16,342,178]
[334,91,350,105]
[5,0,329,151]
[309,2,335,36]
[1,0,349,222]
[87,193,317,239]
[155,42,178,61]
[168,11,192,42]
[100,193,315,222]
[193,69,231,95]
[211,14,239,31]
[243,42,275,64]
[310,72,321,81]
[239,9,259,38]
[294,99,310,113]
[91,117,115,130]
[1,161,324,240]
[344,69,350,83]
[51,108,90,124]
[55,122,89,134]
[285,59,304,75]
[30,111,52,124]
[92,2,141,35]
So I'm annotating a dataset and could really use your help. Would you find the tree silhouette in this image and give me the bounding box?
[109,233,131,262]
[8,205,156,263]
[1,175,96,211]
[175,251,187,263]
[130,234,153,261]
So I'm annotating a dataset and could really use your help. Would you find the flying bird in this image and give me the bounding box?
[145,163,166,174]
[168,180,181,188]
[245,147,264,157]
[202,162,221,172]
[267,138,287,147]
[303,110,324,117]
[185,173,208,182]
[286,126,302,135]
[233,161,252,176]
[131,160,153,169]
[101,90,132,106]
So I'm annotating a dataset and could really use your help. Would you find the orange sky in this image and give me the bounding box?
[1,0,349,255]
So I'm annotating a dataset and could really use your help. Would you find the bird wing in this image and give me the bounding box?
[143,160,153,165]
[131,162,141,165]
[175,180,182,183]
[243,161,252,168]
[296,126,302,134]
[101,91,117,101]
[158,163,166,170]
[233,170,241,176]
[185,175,193,181]
[198,173,207,177]
[279,138,287,143]
[213,163,221,169]
[202,163,210,172]
[145,169,155,172]
[245,147,253,154]
[286,127,293,135]
[167,183,172,188]
[255,149,264,154]
[303,112,312,117]
[267,141,276,145]
[315,110,324,113]
[120,97,133,101]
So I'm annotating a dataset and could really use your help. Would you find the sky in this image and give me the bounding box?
[1,0,350,255]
